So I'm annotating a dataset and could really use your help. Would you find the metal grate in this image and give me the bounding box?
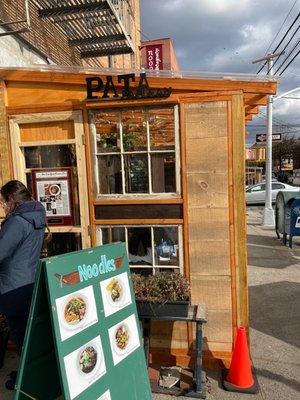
[32,0,134,58]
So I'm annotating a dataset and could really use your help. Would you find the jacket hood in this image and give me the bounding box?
[13,201,46,229]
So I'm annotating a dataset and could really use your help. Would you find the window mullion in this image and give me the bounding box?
[151,227,155,275]
[120,121,126,194]
[174,105,181,195]
[125,227,129,260]
[90,114,100,196]
[147,120,152,194]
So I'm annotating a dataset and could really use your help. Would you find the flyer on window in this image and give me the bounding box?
[32,168,74,225]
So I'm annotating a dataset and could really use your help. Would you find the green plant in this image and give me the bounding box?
[131,272,190,303]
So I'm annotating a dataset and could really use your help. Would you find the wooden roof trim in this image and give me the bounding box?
[0,69,277,95]
[244,93,268,106]
[245,105,259,115]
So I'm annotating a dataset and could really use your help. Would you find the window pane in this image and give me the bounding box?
[151,153,176,193]
[149,108,175,151]
[156,268,180,274]
[98,155,122,194]
[272,183,284,189]
[94,111,120,153]
[122,109,147,151]
[24,145,76,169]
[41,232,82,258]
[128,227,152,265]
[130,268,153,276]
[101,227,125,244]
[154,227,179,266]
[24,145,80,226]
[252,185,262,192]
[124,154,149,193]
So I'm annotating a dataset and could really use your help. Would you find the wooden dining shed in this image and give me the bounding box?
[0,66,276,368]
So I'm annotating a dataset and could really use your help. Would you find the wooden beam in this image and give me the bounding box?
[244,93,268,107]
[0,80,12,215]
[245,105,259,115]
[232,94,249,331]
[0,68,277,95]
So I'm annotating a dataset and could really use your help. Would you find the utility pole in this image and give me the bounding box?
[252,52,284,227]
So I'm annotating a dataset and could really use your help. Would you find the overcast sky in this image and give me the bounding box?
[140,0,300,143]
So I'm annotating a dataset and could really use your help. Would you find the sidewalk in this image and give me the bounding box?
[1,207,299,399]
[154,207,300,399]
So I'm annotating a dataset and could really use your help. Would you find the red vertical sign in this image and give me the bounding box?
[146,44,163,70]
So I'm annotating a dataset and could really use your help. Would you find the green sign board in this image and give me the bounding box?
[14,243,152,400]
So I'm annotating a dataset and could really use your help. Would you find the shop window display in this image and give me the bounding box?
[97,225,182,275]
[91,106,179,197]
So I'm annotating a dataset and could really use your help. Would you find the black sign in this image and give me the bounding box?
[256,133,282,142]
[86,72,172,101]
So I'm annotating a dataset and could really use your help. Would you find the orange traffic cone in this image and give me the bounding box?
[223,327,259,394]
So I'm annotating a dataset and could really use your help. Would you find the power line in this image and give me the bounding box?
[258,111,295,127]
[256,10,300,74]
[281,96,300,99]
[138,28,152,41]
[274,38,300,74]
[260,0,299,57]
[267,25,300,73]
[279,48,300,75]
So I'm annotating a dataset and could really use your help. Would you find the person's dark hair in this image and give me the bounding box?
[0,180,32,208]
[1,180,52,243]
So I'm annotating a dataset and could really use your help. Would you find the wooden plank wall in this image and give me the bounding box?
[20,121,75,142]
[0,81,11,218]
[185,101,233,353]
[232,94,248,329]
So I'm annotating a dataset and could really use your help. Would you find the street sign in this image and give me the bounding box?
[256,133,282,142]
[15,243,151,400]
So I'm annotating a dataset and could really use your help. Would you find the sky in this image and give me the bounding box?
[140,0,300,145]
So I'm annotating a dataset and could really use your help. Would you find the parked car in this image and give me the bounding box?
[246,182,300,205]
[291,169,300,186]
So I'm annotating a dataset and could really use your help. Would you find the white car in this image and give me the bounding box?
[246,182,300,205]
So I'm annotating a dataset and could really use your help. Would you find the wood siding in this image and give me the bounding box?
[185,101,233,351]
[0,80,11,218]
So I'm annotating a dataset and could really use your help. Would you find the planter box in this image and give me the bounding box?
[136,300,189,318]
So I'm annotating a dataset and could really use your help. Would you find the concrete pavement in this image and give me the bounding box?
[1,207,299,399]
[153,207,300,400]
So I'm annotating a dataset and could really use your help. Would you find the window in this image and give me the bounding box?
[272,183,284,190]
[90,106,180,197]
[96,225,183,275]
[251,184,265,192]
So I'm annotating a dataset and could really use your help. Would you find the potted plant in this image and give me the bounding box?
[131,272,190,318]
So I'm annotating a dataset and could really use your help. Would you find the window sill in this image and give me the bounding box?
[94,194,183,205]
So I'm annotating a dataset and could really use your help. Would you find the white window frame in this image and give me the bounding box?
[89,105,181,199]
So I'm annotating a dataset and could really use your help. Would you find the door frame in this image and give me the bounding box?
[9,110,91,249]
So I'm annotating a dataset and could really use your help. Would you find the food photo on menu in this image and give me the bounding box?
[108,314,140,366]
[100,272,132,317]
[97,389,111,400]
[55,285,98,341]
[64,336,106,400]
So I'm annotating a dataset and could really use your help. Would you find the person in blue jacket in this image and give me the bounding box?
[0,180,47,389]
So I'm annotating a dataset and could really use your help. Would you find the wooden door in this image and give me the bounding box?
[9,111,91,251]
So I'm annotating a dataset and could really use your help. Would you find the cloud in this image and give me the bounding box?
[160,0,250,15]
[140,0,300,125]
